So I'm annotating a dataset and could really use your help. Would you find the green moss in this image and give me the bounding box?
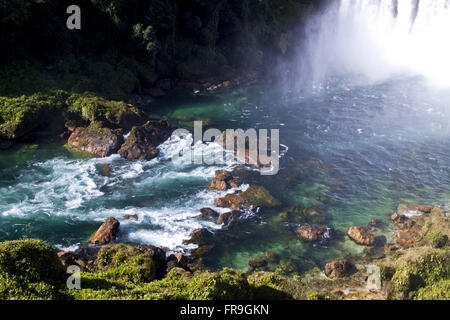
[241,185,281,208]
[0,270,59,300]
[427,231,448,249]
[391,249,449,297]
[96,244,156,284]
[69,268,255,300]
[66,93,141,128]
[0,239,64,285]
[414,279,450,300]
[0,91,68,139]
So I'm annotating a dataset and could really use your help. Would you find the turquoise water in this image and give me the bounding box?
[1,76,449,272]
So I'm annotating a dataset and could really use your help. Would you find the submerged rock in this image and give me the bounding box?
[297,225,330,242]
[324,259,353,278]
[248,257,268,270]
[89,217,120,245]
[214,185,281,210]
[396,202,433,216]
[347,226,375,246]
[265,251,281,264]
[118,120,172,161]
[68,124,124,157]
[208,170,241,190]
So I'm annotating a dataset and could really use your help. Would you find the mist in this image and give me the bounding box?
[284,0,450,91]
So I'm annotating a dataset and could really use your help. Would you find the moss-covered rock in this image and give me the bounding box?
[214,185,281,210]
[96,244,166,284]
[66,93,144,130]
[0,239,64,286]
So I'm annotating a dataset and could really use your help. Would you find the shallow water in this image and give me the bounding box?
[0,76,449,272]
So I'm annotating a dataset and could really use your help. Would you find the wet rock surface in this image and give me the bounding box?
[68,125,124,157]
[347,226,375,246]
[89,217,120,245]
[118,120,172,161]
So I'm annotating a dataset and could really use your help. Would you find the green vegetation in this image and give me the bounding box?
[427,231,448,249]
[380,247,450,300]
[0,239,65,300]
[0,0,322,143]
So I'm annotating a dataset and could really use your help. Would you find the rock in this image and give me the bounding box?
[391,212,408,224]
[302,207,328,224]
[368,219,384,228]
[391,213,416,230]
[214,185,281,210]
[265,251,281,264]
[208,170,241,191]
[248,257,268,269]
[118,120,172,161]
[214,193,245,210]
[396,231,415,247]
[347,226,375,246]
[397,202,433,216]
[57,251,77,268]
[324,259,353,278]
[218,131,274,169]
[124,214,138,221]
[279,259,297,274]
[166,253,190,273]
[68,125,124,157]
[89,217,120,245]
[297,225,330,242]
[183,228,213,246]
[101,164,113,177]
[199,208,219,219]
[216,210,241,227]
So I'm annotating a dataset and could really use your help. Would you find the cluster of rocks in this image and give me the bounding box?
[208,170,241,191]
[67,119,172,160]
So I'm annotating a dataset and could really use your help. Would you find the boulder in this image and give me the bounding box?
[68,125,124,157]
[218,132,273,169]
[183,228,213,246]
[208,170,241,191]
[199,208,219,219]
[124,214,138,221]
[347,226,375,246]
[396,231,415,248]
[301,207,328,224]
[324,259,353,278]
[89,217,120,245]
[166,253,190,273]
[396,202,433,216]
[214,185,280,210]
[297,225,330,242]
[216,210,241,227]
[118,120,172,161]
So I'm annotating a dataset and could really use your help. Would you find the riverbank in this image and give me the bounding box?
[0,200,447,300]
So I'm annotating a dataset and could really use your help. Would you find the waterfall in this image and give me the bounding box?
[301,0,450,87]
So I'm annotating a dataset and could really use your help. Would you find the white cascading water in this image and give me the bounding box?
[305,0,450,87]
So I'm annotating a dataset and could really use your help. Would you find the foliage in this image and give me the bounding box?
[0,239,64,286]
